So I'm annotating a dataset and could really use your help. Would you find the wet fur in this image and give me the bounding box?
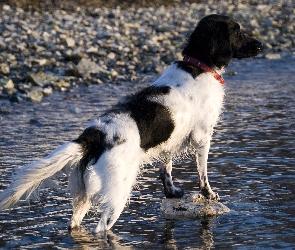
[0,15,262,233]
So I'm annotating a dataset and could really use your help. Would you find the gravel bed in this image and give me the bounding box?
[0,0,294,102]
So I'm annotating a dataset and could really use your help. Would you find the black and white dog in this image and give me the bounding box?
[0,15,262,233]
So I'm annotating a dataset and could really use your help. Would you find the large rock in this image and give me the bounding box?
[77,58,111,78]
[28,71,58,87]
[160,192,230,219]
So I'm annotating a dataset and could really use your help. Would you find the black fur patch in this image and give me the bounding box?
[110,86,175,150]
[73,126,107,169]
[182,14,262,69]
[175,61,204,79]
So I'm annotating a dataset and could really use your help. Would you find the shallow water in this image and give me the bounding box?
[0,53,295,249]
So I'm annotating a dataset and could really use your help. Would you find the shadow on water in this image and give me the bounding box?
[0,53,295,248]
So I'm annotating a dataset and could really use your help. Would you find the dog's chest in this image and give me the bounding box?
[149,67,225,157]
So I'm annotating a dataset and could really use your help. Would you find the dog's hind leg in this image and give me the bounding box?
[159,159,184,198]
[90,148,142,233]
[68,194,91,230]
[67,167,92,230]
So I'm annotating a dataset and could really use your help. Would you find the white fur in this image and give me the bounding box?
[0,64,224,233]
[85,64,225,231]
[0,142,82,209]
[144,64,224,160]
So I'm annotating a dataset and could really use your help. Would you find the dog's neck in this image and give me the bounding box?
[183,56,225,84]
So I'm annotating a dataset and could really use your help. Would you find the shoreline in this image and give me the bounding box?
[0,1,294,102]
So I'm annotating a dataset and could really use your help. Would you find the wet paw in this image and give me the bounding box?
[201,188,220,201]
[166,188,185,199]
[207,192,220,201]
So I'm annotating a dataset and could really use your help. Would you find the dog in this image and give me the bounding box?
[0,14,262,233]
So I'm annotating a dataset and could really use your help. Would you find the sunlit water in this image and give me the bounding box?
[0,53,295,249]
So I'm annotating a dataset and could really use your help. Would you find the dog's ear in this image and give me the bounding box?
[182,16,233,69]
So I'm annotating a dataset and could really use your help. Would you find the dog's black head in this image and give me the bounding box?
[182,14,263,69]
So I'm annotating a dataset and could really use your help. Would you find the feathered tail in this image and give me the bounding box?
[0,142,82,210]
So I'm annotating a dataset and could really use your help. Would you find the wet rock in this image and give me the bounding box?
[69,106,82,114]
[264,53,282,60]
[29,118,44,127]
[42,86,53,96]
[26,89,44,102]
[160,192,230,219]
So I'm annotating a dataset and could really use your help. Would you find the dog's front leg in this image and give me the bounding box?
[196,140,220,200]
[159,159,184,198]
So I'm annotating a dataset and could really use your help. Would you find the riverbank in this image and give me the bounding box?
[0,0,294,102]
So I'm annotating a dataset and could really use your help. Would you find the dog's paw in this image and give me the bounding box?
[166,188,185,199]
[201,188,220,201]
[207,192,220,201]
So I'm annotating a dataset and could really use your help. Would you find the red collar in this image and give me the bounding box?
[183,55,225,84]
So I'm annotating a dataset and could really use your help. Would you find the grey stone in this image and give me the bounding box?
[264,53,282,60]
[28,72,58,87]
[27,89,44,102]
[160,192,230,219]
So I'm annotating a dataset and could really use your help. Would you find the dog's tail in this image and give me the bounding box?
[0,142,82,210]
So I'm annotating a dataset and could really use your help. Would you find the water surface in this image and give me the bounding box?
[0,53,295,249]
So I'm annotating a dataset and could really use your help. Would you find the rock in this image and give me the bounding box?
[77,58,110,77]
[28,58,47,66]
[0,0,292,101]
[69,106,82,114]
[0,63,10,74]
[65,51,87,63]
[51,79,71,88]
[264,53,282,60]
[107,52,116,60]
[0,79,14,89]
[27,89,44,102]
[42,86,53,96]
[160,192,230,219]
[86,46,98,53]
[2,5,10,11]
[28,71,58,87]
[65,37,76,47]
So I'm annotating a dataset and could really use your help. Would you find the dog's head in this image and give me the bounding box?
[182,14,263,69]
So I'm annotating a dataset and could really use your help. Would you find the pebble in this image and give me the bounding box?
[0,1,294,102]
[65,37,76,48]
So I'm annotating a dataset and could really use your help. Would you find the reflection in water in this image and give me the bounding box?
[199,221,214,249]
[67,227,133,249]
[0,55,295,248]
